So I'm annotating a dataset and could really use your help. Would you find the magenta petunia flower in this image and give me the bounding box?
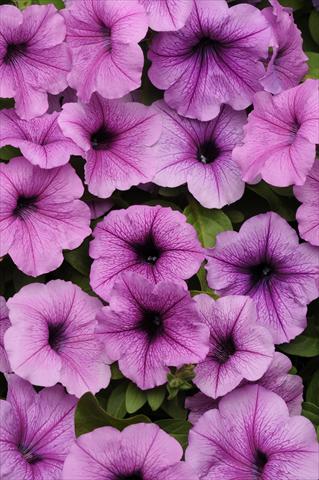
[0,109,81,169]
[206,212,319,344]
[0,374,76,480]
[0,157,91,276]
[148,0,271,121]
[63,0,148,103]
[186,385,319,480]
[139,0,193,31]
[5,280,110,398]
[260,3,308,94]
[0,4,71,120]
[96,272,209,390]
[0,297,10,373]
[47,87,77,114]
[233,79,319,187]
[193,294,274,399]
[63,423,197,480]
[153,101,246,208]
[87,198,113,220]
[186,351,303,424]
[294,160,319,246]
[90,205,205,300]
[59,94,161,198]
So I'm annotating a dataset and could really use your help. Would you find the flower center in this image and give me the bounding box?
[90,126,115,150]
[254,449,268,475]
[197,141,220,164]
[140,310,163,339]
[13,195,38,218]
[192,36,221,54]
[213,335,236,364]
[133,236,161,265]
[48,322,67,352]
[18,444,42,465]
[116,474,143,480]
[250,262,273,284]
[4,42,27,64]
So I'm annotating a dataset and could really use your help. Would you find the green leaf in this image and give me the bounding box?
[306,370,319,405]
[158,186,186,198]
[107,383,127,419]
[155,419,191,449]
[75,393,151,437]
[0,98,14,109]
[147,386,166,411]
[184,198,232,248]
[37,0,65,8]
[279,333,319,358]
[279,0,307,9]
[226,209,245,224]
[302,402,319,425]
[309,10,319,46]
[111,363,124,380]
[64,238,91,276]
[248,182,295,221]
[161,397,187,420]
[305,52,319,79]
[68,270,95,296]
[0,146,21,161]
[125,383,147,414]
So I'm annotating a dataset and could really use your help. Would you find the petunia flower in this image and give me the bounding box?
[153,101,246,208]
[186,384,319,480]
[90,205,205,300]
[233,79,319,187]
[0,157,91,276]
[186,351,303,424]
[0,296,10,373]
[193,294,274,399]
[139,0,193,31]
[206,212,319,344]
[0,4,71,120]
[5,280,110,398]
[96,272,209,390]
[294,160,319,246]
[0,109,81,169]
[63,423,197,480]
[63,0,148,103]
[0,374,77,480]
[87,198,113,220]
[58,94,161,198]
[260,2,308,94]
[148,0,271,121]
[47,87,77,114]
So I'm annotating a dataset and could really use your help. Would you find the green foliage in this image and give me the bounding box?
[106,383,128,419]
[147,386,166,411]
[75,393,151,437]
[306,370,319,405]
[64,239,91,276]
[305,52,319,79]
[280,330,319,357]
[155,419,191,449]
[0,146,20,161]
[125,383,147,414]
[184,198,232,248]
[248,182,295,221]
[309,10,319,46]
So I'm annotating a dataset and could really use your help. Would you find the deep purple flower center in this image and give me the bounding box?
[13,195,38,218]
[4,42,28,64]
[115,474,143,480]
[213,335,236,364]
[254,449,268,475]
[48,322,67,352]
[197,141,220,164]
[250,262,273,284]
[140,310,163,339]
[18,444,42,465]
[192,36,221,54]
[133,236,161,265]
[91,126,116,150]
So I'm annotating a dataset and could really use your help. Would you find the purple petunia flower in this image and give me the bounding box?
[186,351,303,424]
[58,94,161,198]
[0,297,10,373]
[233,79,319,187]
[0,157,91,276]
[148,0,271,121]
[193,294,274,399]
[260,3,308,94]
[0,5,71,120]
[206,212,319,344]
[139,0,193,31]
[47,87,77,114]
[87,198,113,220]
[63,423,197,480]
[0,374,77,480]
[96,272,209,390]
[63,0,148,103]
[0,109,81,169]
[90,205,205,300]
[5,280,110,398]
[153,101,246,208]
[294,160,319,246]
[186,385,319,480]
